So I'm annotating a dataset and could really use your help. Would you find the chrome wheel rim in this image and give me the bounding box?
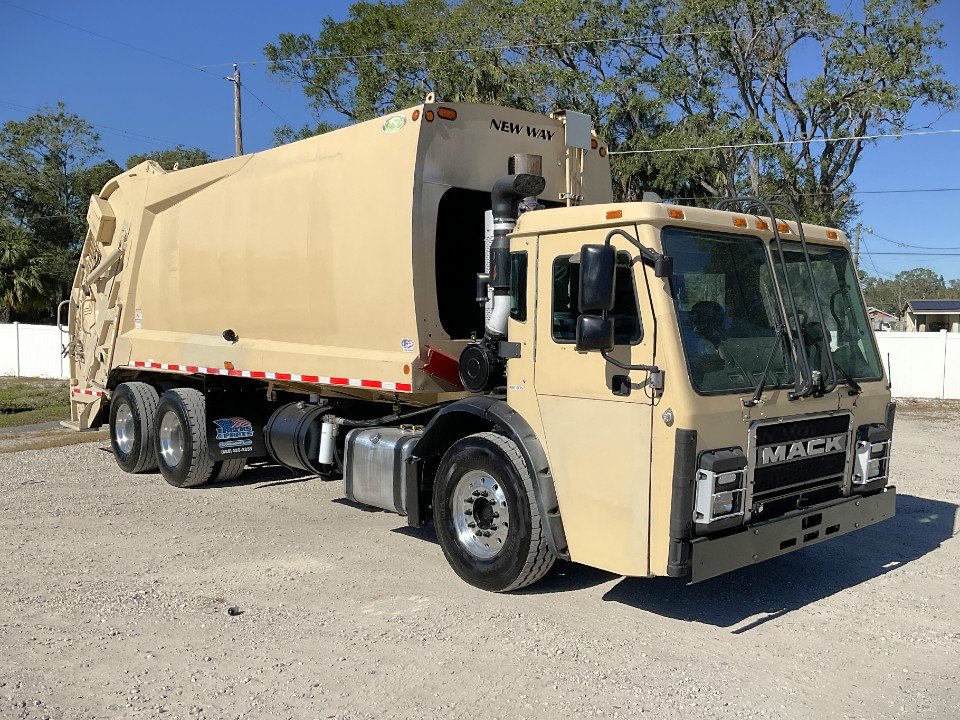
[114,402,135,455]
[451,469,509,559]
[158,410,185,467]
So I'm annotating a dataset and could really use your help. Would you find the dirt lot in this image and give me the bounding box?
[0,405,957,720]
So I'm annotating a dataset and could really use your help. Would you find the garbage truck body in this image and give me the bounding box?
[65,100,896,591]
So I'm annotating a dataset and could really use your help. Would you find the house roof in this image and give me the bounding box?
[905,299,960,313]
[866,307,898,318]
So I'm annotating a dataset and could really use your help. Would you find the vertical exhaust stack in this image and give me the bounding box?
[459,158,546,393]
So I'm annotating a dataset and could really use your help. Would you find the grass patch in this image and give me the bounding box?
[0,377,71,429]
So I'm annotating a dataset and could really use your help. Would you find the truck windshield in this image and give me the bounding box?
[777,241,883,383]
[661,227,883,395]
[662,227,793,394]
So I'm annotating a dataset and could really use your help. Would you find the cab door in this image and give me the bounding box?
[533,226,658,576]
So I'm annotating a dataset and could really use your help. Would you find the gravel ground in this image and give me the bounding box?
[0,407,958,720]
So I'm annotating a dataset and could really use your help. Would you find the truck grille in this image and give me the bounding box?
[748,414,852,522]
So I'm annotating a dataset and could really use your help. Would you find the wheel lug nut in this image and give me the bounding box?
[493,512,499,518]
[475,530,483,536]
[464,509,472,516]
[490,525,497,531]
[472,490,481,496]
[482,531,491,537]
[467,522,475,528]
[480,490,489,496]
[464,497,474,504]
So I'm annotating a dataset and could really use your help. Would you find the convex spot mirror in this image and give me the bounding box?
[575,315,615,352]
[578,243,616,312]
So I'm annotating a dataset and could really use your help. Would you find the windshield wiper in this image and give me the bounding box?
[831,359,862,395]
[743,325,786,408]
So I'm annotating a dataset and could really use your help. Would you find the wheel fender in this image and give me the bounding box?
[411,397,569,560]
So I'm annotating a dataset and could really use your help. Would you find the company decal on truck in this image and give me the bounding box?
[213,417,255,455]
[489,118,556,141]
[382,115,406,133]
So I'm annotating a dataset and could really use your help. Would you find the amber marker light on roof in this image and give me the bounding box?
[777,223,790,233]
[411,109,421,121]
[827,230,839,239]
[591,138,599,149]
[424,110,435,122]
[733,217,747,228]
[606,210,623,220]
[599,147,607,157]
[668,209,684,220]
[437,107,457,120]
[756,220,770,230]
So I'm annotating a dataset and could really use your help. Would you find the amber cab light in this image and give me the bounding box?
[733,217,747,228]
[827,230,839,239]
[668,209,684,220]
[606,210,623,220]
[756,220,770,231]
[777,223,790,233]
[437,107,457,121]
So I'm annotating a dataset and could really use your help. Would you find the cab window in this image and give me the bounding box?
[551,252,642,344]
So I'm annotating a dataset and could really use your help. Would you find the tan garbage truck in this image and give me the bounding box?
[63,98,896,591]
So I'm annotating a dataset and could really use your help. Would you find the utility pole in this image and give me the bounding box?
[853,222,862,270]
[227,63,244,156]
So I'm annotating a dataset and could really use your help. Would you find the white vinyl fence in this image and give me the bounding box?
[1,323,958,398]
[0,323,70,379]
[874,330,959,400]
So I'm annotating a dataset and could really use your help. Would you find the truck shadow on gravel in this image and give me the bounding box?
[601,493,957,631]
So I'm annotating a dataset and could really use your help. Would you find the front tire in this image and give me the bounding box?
[433,432,555,592]
[154,388,215,488]
[110,382,160,473]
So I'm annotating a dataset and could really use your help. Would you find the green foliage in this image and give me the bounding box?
[861,267,956,313]
[266,0,957,224]
[273,121,339,146]
[126,147,215,171]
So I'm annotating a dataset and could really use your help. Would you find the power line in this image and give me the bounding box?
[610,127,960,155]
[0,0,217,78]
[861,252,960,256]
[261,19,845,65]
[866,228,960,252]
[239,81,290,125]
[0,99,183,148]
[666,187,960,202]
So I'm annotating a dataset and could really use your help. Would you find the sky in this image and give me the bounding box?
[1,0,958,281]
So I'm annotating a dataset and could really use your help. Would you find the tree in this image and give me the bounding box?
[0,103,103,320]
[265,0,956,223]
[273,121,339,146]
[126,147,215,171]
[860,267,949,313]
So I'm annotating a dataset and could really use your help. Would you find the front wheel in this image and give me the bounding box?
[433,432,555,592]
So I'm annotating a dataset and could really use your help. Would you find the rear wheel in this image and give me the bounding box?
[154,388,215,488]
[213,457,246,482]
[433,432,555,592]
[110,382,160,473]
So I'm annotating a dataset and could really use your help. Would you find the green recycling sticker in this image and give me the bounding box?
[382,115,406,134]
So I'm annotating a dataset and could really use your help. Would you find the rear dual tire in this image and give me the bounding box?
[110,383,245,487]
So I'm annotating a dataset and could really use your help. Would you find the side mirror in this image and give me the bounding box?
[575,315,615,352]
[578,244,616,312]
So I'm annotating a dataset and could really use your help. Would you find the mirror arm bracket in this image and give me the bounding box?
[604,229,672,278]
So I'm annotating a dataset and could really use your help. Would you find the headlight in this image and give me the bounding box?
[695,449,747,527]
[853,424,892,487]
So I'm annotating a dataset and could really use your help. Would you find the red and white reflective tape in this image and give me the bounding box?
[129,361,413,393]
[72,388,103,397]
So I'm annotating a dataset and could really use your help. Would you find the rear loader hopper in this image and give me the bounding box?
[66,100,896,592]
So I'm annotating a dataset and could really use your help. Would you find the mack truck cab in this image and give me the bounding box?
[67,100,894,592]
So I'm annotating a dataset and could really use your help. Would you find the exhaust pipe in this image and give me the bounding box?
[460,162,545,393]
[485,171,546,340]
